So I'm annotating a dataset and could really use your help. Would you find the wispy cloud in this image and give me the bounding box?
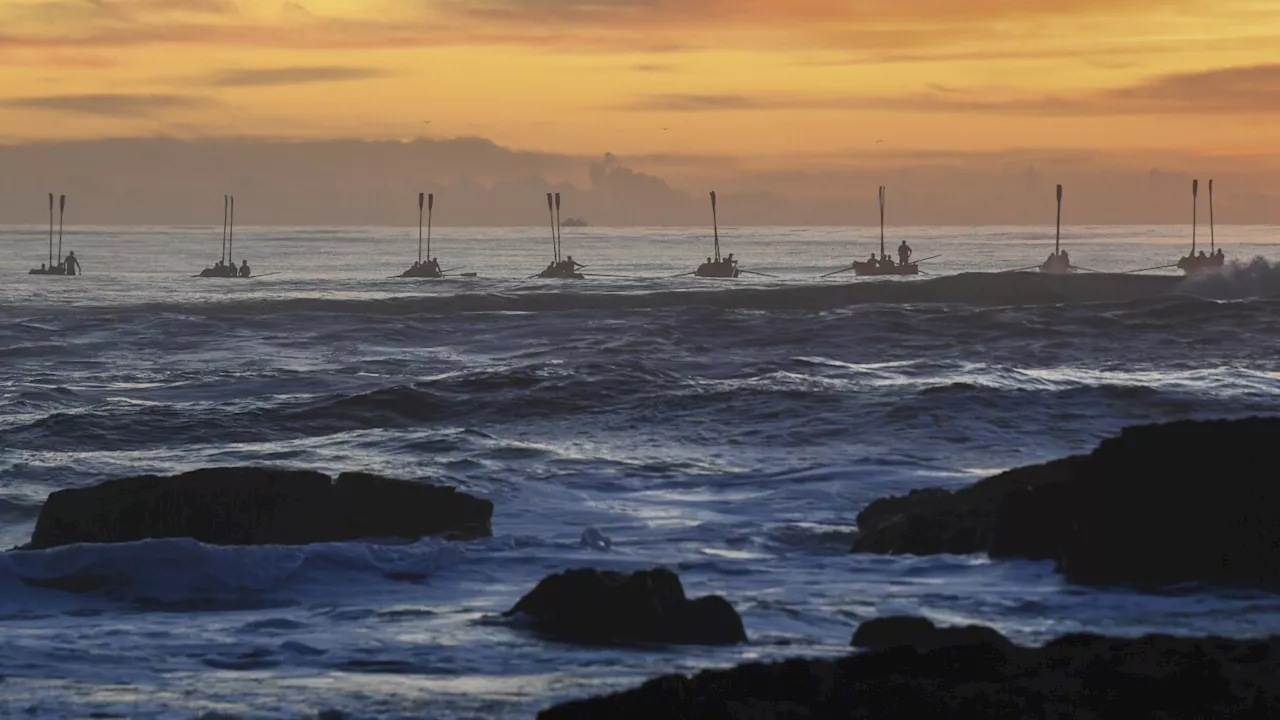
[207,66,393,87]
[0,93,213,117]
[617,65,1280,116]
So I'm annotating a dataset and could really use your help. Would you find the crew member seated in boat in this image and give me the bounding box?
[898,240,912,266]
[879,254,895,270]
[565,255,584,271]
[867,253,876,265]
[63,251,81,276]
[239,259,251,277]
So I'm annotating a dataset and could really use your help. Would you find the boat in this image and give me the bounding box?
[531,192,584,279]
[692,191,740,278]
[399,193,447,278]
[29,194,74,276]
[198,195,253,278]
[1038,184,1075,274]
[1176,179,1226,275]
[852,186,918,277]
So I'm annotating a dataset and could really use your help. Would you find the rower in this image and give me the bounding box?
[429,257,441,274]
[1215,248,1225,264]
[239,259,251,277]
[1060,250,1070,267]
[63,251,81,276]
[898,240,912,266]
[566,255,584,270]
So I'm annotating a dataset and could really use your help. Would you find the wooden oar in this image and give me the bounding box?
[582,272,635,279]
[439,266,464,275]
[57,194,65,265]
[1122,263,1179,274]
[1001,265,1043,273]
[820,266,855,278]
[739,269,779,278]
[1070,265,1105,273]
[250,271,282,279]
[914,254,942,264]
[662,270,697,279]
[457,272,478,277]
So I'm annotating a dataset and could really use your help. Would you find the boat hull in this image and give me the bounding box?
[537,268,584,279]
[852,261,917,277]
[400,265,443,278]
[694,263,739,278]
[1177,255,1225,274]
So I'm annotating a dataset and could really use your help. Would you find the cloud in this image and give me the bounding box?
[207,66,393,87]
[617,65,1280,116]
[0,93,213,117]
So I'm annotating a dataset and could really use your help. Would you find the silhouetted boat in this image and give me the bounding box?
[531,193,585,279]
[399,193,449,278]
[692,191,740,278]
[197,195,254,278]
[853,187,918,277]
[1176,179,1226,275]
[29,194,75,276]
[1039,184,1075,274]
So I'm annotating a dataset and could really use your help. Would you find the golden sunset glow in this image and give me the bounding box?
[1,0,1279,225]
[2,0,1278,155]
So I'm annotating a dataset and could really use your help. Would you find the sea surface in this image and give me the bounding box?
[2,224,1280,719]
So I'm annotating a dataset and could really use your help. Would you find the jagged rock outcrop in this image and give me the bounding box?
[851,417,1280,590]
[26,467,492,549]
[541,620,1280,719]
[505,568,747,646]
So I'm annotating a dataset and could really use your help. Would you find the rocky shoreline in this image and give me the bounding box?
[12,417,1280,716]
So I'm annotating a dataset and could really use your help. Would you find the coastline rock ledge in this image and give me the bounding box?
[851,417,1280,589]
[25,467,493,549]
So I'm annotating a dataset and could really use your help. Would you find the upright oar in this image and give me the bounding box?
[555,192,562,262]
[427,193,434,262]
[47,192,54,268]
[222,195,229,265]
[545,193,557,264]
[1191,179,1198,257]
[417,192,425,265]
[58,194,65,264]
[1209,179,1215,255]
[878,185,886,258]
[1055,184,1062,255]
[228,195,235,264]
[711,191,720,262]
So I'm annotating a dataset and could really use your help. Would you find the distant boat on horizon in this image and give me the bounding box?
[561,217,588,228]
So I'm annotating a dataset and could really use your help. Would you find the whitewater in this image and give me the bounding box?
[2,224,1280,719]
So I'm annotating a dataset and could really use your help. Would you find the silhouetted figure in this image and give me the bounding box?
[239,259,251,277]
[63,251,81,276]
[898,240,912,266]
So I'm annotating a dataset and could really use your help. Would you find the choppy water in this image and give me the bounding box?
[2,224,1280,719]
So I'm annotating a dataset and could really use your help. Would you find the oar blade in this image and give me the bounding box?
[419,192,424,210]
[428,193,434,211]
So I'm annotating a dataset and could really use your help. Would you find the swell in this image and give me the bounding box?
[0,272,1207,321]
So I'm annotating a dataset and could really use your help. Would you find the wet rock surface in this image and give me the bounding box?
[852,417,1280,590]
[505,568,747,646]
[542,618,1280,719]
[26,467,493,549]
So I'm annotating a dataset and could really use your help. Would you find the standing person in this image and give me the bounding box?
[63,251,81,276]
[239,259,251,277]
[898,240,912,266]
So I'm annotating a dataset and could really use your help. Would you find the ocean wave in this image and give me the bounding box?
[0,271,1255,321]
[0,537,465,609]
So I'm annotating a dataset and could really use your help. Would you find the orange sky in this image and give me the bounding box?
[1,0,1278,160]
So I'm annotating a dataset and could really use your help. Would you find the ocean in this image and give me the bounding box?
[2,223,1280,718]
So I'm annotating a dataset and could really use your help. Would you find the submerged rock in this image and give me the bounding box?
[852,417,1280,590]
[26,467,492,549]
[505,568,747,646]
[541,620,1280,719]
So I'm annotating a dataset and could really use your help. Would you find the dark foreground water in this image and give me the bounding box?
[2,225,1280,718]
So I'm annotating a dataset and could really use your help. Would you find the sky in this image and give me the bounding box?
[1,0,1278,224]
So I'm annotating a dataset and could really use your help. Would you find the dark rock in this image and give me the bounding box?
[540,623,1280,720]
[26,467,492,549]
[852,417,1280,590]
[851,457,1077,555]
[505,568,747,646]
[851,615,1013,653]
